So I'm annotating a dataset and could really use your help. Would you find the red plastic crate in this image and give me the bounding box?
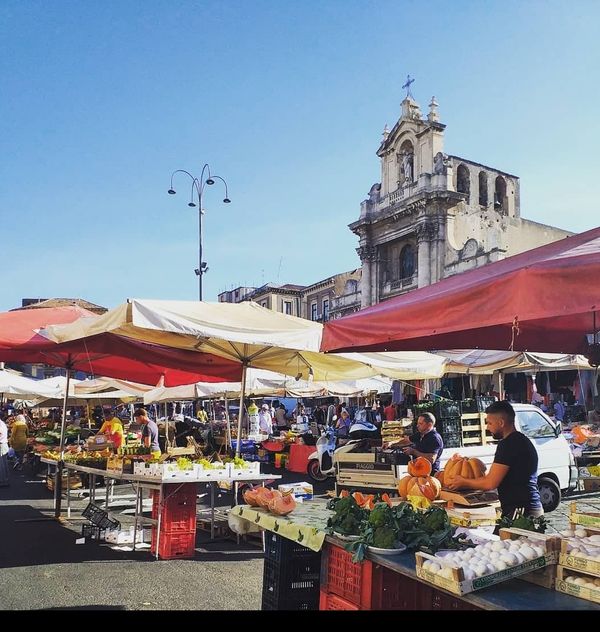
[319,590,361,611]
[320,542,373,609]
[151,529,196,560]
[151,492,197,534]
[370,565,421,610]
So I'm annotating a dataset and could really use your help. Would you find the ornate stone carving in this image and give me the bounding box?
[415,221,440,243]
[356,245,377,262]
[433,151,449,175]
[368,183,381,204]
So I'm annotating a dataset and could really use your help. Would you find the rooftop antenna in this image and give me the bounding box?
[277,257,283,283]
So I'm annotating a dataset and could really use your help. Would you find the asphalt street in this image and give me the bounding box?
[0,461,331,610]
[1,461,599,610]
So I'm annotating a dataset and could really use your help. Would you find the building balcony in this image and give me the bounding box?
[331,292,361,313]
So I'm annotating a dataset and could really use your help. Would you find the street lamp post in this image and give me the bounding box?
[168,164,231,301]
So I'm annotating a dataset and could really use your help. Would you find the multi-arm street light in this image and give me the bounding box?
[168,164,231,301]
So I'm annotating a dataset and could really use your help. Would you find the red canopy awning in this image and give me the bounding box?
[321,226,600,355]
[0,306,242,386]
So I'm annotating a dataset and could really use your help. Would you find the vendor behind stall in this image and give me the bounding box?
[97,407,124,451]
[400,412,444,474]
[135,408,161,459]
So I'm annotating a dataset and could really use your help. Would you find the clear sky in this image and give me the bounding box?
[1,0,598,313]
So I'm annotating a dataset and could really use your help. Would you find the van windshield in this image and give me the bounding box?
[516,410,555,438]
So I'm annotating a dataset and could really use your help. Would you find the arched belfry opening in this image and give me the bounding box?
[456,164,470,203]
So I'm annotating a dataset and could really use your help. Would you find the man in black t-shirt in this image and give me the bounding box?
[401,412,444,474]
[448,401,543,519]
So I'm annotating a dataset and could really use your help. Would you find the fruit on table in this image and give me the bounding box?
[441,455,486,487]
[268,493,296,515]
[397,474,441,500]
[243,487,261,506]
[407,456,432,478]
[255,486,282,508]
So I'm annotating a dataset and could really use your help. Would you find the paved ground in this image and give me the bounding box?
[1,462,598,610]
[0,461,330,610]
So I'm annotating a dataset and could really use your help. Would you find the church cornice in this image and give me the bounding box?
[416,121,445,137]
[448,155,519,180]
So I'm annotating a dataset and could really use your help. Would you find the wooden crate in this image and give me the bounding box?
[556,566,600,604]
[570,501,600,528]
[559,525,600,578]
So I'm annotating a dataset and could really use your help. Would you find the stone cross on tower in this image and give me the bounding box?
[402,74,415,99]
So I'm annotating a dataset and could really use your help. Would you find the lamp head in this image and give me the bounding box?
[205,178,215,185]
[188,202,196,208]
[168,189,176,195]
[223,197,231,204]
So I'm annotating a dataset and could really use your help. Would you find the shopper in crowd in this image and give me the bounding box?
[401,412,444,474]
[0,416,10,486]
[383,400,397,421]
[588,400,600,430]
[196,404,208,423]
[9,410,28,468]
[98,408,124,451]
[335,408,352,438]
[274,403,288,431]
[448,401,543,519]
[135,408,161,459]
[258,403,273,435]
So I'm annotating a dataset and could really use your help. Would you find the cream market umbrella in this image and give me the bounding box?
[43,299,385,455]
[0,370,64,399]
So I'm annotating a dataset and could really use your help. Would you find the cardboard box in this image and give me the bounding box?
[278,481,314,501]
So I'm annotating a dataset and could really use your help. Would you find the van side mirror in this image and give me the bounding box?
[555,421,562,436]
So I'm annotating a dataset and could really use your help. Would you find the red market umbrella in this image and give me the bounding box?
[0,306,242,386]
[321,226,600,355]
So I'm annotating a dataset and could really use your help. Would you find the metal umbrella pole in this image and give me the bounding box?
[54,358,73,519]
[235,363,248,458]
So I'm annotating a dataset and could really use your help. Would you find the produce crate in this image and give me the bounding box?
[559,526,600,578]
[415,528,559,596]
[261,555,321,611]
[151,529,196,560]
[555,566,600,604]
[81,524,105,541]
[476,396,496,412]
[320,541,374,609]
[570,502,600,529]
[434,400,461,419]
[319,590,360,611]
[264,531,320,565]
[82,502,121,530]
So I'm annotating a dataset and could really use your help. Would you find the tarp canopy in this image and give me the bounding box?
[0,370,63,399]
[321,226,600,354]
[0,306,243,386]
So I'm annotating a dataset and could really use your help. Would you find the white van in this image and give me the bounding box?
[400,403,578,512]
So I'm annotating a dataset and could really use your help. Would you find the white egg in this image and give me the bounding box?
[588,535,600,544]
[485,563,496,574]
[429,562,441,574]
[422,560,433,571]
[531,545,545,557]
[513,552,526,564]
[462,548,474,559]
[575,528,588,538]
[491,541,505,552]
[584,582,597,590]
[574,577,587,586]
[570,547,582,556]
[493,560,507,571]
[560,529,575,537]
[520,546,537,561]
[565,575,578,584]
[489,551,500,560]
[508,542,520,551]
[594,578,600,587]
[501,552,518,566]
[463,568,475,580]
[474,564,488,577]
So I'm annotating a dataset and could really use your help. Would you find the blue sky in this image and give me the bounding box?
[1,0,598,313]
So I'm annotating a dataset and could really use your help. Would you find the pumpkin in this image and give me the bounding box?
[268,493,296,515]
[407,456,432,478]
[397,475,441,501]
[339,489,350,498]
[434,470,445,486]
[243,487,260,506]
[442,456,486,488]
[255,487,282,508]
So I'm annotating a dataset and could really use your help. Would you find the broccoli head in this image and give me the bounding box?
[372,525,396,549]
[369,502,391,528]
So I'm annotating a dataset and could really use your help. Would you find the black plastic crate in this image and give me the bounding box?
[477,396,496,412]
[81,523,105,541]
[460,399,478,414]
[443,435,462,449]
[434,400,461,419]
[261,557,320,611]
[82,502,120,530]
[374,448,410,465]
[264,531,322,564]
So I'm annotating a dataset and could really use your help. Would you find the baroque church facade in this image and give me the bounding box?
[330,92,572,318]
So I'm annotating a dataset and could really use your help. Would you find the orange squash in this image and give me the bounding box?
[398,475,441,500]
[352,491,366,506]
[407,456,432,478]
[381,493,393,508]
[434,470,445,486]
[268,494,296,516]
[255,487,282,508]
[243,487,260,506]
[339,489,350,498]
[442,456,486,488]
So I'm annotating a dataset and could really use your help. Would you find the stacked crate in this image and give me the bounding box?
[434,400,462,449]
[261,532,321,610]
[151,483,197,560]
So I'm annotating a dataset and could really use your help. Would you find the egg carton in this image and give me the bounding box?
[556,566,600,604]
[415,532,556,596]
[559,525,600,578]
